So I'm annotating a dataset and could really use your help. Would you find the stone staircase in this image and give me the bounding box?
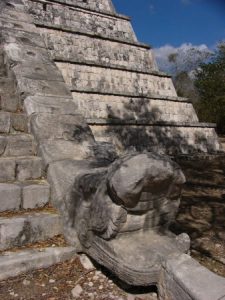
[0,50,76,281]
[0,1,224,297]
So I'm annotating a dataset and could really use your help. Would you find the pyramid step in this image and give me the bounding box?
[0,134,36,157]
[0,181,50,212]
[88,121,221,154]
[74,93,198,123]
[0,212,62,251]
[0,156,43,182]
[29,1,137,44]
[0,246,76,281]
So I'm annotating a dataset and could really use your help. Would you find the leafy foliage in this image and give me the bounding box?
[166,42,225,133]
[194,42,225,134]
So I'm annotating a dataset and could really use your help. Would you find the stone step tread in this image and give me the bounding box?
[0,247,76,281]
[0,133,35,156]
[0,133,33,138]
[0,212,63,251]
[87,118,217,128]
[0,156,43,182]
[0,111,28,133]
[0,205,57,219]
[0,181,50,212]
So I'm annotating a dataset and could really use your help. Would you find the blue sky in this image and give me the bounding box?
[112,0,225,49]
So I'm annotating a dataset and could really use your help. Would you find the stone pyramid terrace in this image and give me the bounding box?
[0,0,225,299]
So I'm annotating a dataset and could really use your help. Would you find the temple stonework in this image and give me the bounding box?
[0,0,225,299]
[24,0,222,155]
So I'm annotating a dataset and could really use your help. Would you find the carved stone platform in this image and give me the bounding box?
[88,230,189,286]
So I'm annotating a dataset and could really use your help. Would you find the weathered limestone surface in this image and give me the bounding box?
[58,63,176,97]
[0,183,21,212]
[22,0,223,156]
[0,212,62,251]
[26,0,137,43]
[40,28,157,72]
[22,182,50,209]
[0,181,50,212]
[47,152,190,286]
[0,111,28,133]
[0,134,35,157]
[72,93,198,122]
[0,1,225,298]
[90,124,221,154]
[0,111,10,133]
[160,254,225,300]
[27,0,117,14]
[0,156,42,182]
[0,247,76,281]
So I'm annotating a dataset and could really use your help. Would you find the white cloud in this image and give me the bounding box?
[153,43,212,75]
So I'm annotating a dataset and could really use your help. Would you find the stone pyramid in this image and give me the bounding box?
[0,0,225,298]
[25,0,222,155]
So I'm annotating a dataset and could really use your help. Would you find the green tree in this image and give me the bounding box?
[194,42,225,134]
[167,46,211,102]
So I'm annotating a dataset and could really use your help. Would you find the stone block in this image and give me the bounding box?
[1,8,33,24]
[0,50,6,77]
[11,113,28,132]
[0,17,36,33]
[4,42,51,66]
[22,182,50,209]
[90,124,222,154]
[0,183,21,212]
[0,0,26,12]
[16,156,42,181]
[41,28,156,73]
[13,63,64,82]
[0,157,16,182]
[0,77,15,95]
[0,112,10,133]
[0,212,63,250]
[57,63,176,98]
[40,0,115,13]
[27,1,135,43]
[15,76,70,99]
[30,113,94,142]
[161,254,225,300]
[38,140,94,168]
[0,78,19,112]
[0,136,7,156]
[24,95,76,116]
[0,247,76,281]
[2,29,46,48]
[0,93,20,112]
[72,93,198,122]
[2,134,35,157]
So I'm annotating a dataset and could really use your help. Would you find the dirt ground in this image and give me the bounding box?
[0,254,158,300]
